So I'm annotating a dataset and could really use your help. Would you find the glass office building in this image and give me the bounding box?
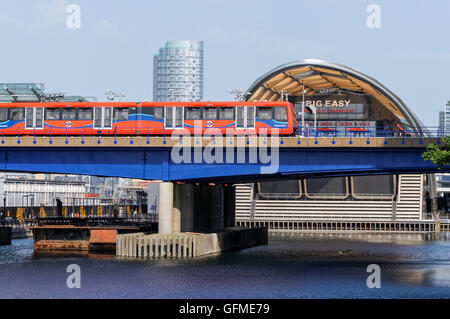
[153,41,203,102]
[438,101,450,137]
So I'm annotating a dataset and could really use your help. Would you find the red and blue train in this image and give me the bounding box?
[0,101,298,136]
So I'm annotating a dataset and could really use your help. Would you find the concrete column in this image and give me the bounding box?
[224,185,236,228]
[211,185,224,231]
[158,182,174,234]
[193,183,209,232]
[179,184,195,232]
[172,184,182,233]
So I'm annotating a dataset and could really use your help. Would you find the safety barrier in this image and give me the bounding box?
[237,220,438,233]
[0,125,444,146]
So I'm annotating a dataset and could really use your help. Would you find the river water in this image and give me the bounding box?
[1,232,450,298]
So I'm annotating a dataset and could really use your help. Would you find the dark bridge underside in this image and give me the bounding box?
[0,145,442,183]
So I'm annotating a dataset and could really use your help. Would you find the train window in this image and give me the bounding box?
[142,107,153,115]
[236,107,245,127]
[247,106,255,128]
[203,107,217,120]
[186,107,201,120]
[0,108,8,122]
[10,108,23,121]
[103,107,112,128]
[154,107,163,120]
[62,108,76,120]
[25,108,33,127]
[114,108,129,121]
[219,107,234,120]
[46,108,61,120]
[78,108,92,120]
[165,107,173,127]
[94,108,102,127]
[35,108,43,126]
[274,107,288,121]
[257,107,273,120]
[175,107,183,127]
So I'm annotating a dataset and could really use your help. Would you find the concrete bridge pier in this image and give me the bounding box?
[223,184,236,229]
[191,183,236,232]
[176,183,194,232]
[159,182,238,234]
[158,182,175,234]
[124,181,266,258]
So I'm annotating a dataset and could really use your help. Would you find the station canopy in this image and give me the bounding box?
[245,59,423,129]
[0,83,91,103]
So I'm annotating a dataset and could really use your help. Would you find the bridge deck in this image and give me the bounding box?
[0,136,438,148]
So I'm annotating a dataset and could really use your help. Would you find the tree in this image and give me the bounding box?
[422,136,450,169]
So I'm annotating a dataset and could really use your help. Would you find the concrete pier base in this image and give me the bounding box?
[116,227,268,258]
[0,227,12,246]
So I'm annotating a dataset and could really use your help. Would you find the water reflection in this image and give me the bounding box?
[33,250,116,261]
[0,233,449,298]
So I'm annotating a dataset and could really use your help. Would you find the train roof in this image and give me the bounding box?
[0,101,292,108]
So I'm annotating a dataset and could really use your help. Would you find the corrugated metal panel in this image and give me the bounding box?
[236,175,426,222]
[396,175,422,220]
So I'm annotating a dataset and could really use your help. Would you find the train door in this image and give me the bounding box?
[93,107,113,129]
[236,106,255,129]
[25,107,44,130]
[164,106,184,129]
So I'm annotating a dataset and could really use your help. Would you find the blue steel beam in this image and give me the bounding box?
[0,146,443,183]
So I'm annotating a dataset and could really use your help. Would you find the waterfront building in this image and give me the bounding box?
[236,59,433,228]
[153,41,203,102]
[436,173,450,212]
[438,101,450,137]
[0,175,86,208]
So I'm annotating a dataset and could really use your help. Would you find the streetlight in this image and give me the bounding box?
[279,90,289,101]
[227,89,251,101]
[301,86,306,135]
[2,196,5,227]
[21,194,34,218]
[105,89,126,102]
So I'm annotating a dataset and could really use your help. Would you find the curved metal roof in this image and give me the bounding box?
[245,59,423,129]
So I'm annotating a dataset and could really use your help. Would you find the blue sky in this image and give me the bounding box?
[0,0,448,126]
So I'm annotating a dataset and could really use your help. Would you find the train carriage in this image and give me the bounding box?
[0,101,297,136]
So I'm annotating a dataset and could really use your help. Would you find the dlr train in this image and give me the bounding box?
[0,101,298,136]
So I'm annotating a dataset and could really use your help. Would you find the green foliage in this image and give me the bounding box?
[422,136,450,169]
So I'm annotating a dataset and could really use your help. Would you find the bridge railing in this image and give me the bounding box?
[296,126,438,138]
[35,214,158,226]
[0,125,445,138]
[0,125,446,147]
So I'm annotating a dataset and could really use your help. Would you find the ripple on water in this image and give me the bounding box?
[0,234,450,298]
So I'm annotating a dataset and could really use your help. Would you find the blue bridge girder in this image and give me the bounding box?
[0,137,443,183]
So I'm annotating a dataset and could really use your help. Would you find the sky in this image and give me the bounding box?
[0,0,448,126]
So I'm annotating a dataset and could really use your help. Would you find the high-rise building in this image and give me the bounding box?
[153,41,203,102]
[438,101,450,137]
